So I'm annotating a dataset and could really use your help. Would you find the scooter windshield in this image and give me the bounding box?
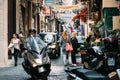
[28,36,46,53]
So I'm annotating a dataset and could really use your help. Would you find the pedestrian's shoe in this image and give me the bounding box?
[14,63,17,66]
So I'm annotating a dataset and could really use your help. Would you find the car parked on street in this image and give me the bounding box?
[39,32,60,59]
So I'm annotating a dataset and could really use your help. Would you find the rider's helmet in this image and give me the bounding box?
[29,28,36,34]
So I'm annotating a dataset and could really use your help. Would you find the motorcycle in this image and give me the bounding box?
[103,37,119,74]
[84,46,104,71]
[22,37,51,80]
[65,45,108,80]
[65,44,120,80]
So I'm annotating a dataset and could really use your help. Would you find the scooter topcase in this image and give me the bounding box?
[72,68,109,80]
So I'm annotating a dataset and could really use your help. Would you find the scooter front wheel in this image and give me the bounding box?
[38,72,48,80]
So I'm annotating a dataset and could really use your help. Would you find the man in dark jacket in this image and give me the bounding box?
[70,31,78,64]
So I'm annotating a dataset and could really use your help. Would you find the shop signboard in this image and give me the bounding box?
[103,8,119,30]
[45,0,54,6]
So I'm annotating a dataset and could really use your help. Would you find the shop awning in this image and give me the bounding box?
[72,8,87,21]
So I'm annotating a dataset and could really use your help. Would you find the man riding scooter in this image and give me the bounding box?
[25,28,46,52]
[22,28,51,80]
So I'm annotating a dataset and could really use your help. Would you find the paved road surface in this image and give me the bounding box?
[0,49,67,80]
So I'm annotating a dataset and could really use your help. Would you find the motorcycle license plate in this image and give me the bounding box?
[108,57,115,66]
[38,67,46,72]
[76,56,82,64]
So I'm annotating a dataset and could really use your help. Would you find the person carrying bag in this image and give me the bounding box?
[9,33,20,66]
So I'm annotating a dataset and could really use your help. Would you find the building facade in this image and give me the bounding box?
[0,0,8,66]
[102,0,120,30]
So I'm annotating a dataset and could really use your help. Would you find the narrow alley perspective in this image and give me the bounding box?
[0,0,120,80]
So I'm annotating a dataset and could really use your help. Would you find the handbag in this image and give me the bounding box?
[8,43,14,54]
[8,49,13,59]
[66,42,73,52]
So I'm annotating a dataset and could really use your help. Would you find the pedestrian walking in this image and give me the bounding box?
[19,31,24,38]
[19,31,24,57]
[61,31,69,66]
[76,32,85,48]
[70,31,78,64]
[78,24,84,35]
[9,33,20,66]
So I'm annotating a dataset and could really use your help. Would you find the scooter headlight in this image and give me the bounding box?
[35,59,42,64]
[32,64,37,68]
[32,59,42,67]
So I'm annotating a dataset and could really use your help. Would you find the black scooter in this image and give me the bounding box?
[102,37,120,75]
[65,43,120,80]
[22,43,51,80]
[65,46,109,80]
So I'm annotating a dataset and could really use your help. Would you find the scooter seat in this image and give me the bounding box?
[72,68,109,80]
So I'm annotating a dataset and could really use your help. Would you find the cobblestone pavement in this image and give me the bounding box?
[48,57,67,80]
[0,59,29,80]
[48,48,67,80]
[0,49,68,80]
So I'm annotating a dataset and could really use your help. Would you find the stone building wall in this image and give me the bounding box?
[0,0,8,67]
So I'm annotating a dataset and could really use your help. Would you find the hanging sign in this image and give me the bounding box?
[45,0,54,6]
[54,4,81,11]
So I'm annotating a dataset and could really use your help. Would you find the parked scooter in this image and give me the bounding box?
[84,46,104,70]
[65,44,120,80]
[103,37,119,75]
[22,40,51,80]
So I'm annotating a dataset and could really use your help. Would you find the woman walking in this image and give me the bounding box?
[10,33,20,66]
[61,31,69,66]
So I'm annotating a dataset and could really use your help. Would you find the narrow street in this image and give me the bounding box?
[0,0,120,80]
[0,49,67,80]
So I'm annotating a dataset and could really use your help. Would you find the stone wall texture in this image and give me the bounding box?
[0,0,8,67]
